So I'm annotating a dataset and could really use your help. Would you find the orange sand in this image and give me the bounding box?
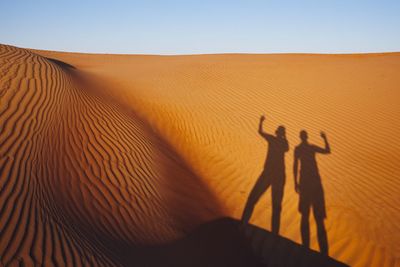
[1,44,399,266]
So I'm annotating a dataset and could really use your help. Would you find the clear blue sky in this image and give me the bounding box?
[1,0,399,54]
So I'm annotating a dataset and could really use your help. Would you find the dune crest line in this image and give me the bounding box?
[0,44,222,266]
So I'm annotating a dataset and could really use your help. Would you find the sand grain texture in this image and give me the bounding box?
[1,44,400,266]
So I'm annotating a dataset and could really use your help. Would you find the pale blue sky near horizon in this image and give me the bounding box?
[1,0,399,54]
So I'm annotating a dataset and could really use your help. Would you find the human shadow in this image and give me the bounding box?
[241,115,289,234]
[294,130,330,255]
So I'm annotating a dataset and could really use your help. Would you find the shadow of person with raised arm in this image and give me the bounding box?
[241,115,289,234]
[293,130,330,255]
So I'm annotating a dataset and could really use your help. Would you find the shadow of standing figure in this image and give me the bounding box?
[241,115,289,234]
[294,130,330,255]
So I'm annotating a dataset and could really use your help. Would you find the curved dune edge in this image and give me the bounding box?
[0,45,223,266]
[1,44,400,266]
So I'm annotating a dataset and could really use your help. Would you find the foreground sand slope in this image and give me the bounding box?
[1,44,399,266]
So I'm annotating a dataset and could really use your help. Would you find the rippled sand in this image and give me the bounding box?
[1,44,399,266]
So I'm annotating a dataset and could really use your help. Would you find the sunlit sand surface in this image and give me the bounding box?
[1,44,399,266]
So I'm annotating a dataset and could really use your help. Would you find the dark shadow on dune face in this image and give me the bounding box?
[55,71,224,265]
[294,130,331,255]
[45,57,76,69]
[119,218,348,267]
[242,115,289,234]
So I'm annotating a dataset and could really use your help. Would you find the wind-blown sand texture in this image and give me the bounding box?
[1,44,399,266]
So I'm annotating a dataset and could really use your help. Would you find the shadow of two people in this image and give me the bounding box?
[242,115,330,255]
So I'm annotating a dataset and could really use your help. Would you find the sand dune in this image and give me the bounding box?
[1,44,400,266]
[0,45,222,266]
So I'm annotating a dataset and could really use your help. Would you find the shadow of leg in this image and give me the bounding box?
[271,180,284,234]
[301,211,310,248]
[316,218,328,255]
[271,207,281,234]
[241,171,271,224]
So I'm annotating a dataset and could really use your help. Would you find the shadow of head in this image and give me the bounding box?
[300,130,308,142]
[275,125,286,138]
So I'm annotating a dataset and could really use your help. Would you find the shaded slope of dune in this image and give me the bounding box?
[128,217,348,267]
[0,44,223,266]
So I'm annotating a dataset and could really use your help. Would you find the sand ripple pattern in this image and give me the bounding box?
[63,53,399,267]
[1,45,400,267]
[0,45,221,266]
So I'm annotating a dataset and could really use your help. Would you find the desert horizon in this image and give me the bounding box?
[1,42,399,266]
[13,43,395,56]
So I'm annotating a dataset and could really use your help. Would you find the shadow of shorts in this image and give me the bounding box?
[299,183,326,219]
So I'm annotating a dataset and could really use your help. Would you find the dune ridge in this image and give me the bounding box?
[1,44,400,266]
[0,44,222,266]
